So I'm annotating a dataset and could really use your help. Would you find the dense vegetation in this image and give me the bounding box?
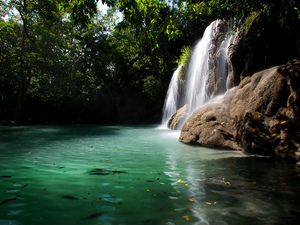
[1,0,299,124]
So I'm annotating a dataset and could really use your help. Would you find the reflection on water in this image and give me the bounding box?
[0,125,300,225]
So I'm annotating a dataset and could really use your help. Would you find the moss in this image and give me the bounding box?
[244,12,261,33]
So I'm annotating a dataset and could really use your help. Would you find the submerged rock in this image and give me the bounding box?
[180,59,300,161]
[87,168,127,175]
[61,195,79,200]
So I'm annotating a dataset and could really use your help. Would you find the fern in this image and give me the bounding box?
[176,46,192,81]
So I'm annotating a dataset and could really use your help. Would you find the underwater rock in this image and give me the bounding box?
[88,168,110,175]
[61,195,78,200]
[88,168,127,175]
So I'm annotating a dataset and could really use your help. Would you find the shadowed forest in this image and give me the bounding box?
[1,0,299,124]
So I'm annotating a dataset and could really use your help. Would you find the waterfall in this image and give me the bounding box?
[162,20,235,129]
[184,20,220,115]
[161,65,182,127]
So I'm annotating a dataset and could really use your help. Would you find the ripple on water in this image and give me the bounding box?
[0,125,300,225]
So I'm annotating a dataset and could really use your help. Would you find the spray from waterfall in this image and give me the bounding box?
[162,20,235,129]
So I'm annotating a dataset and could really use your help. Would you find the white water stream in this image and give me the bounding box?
[162,20,234,128]
[184,20,220,115]
[161,65,182,127]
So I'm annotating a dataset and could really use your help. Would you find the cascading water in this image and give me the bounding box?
[162,20,235,129]
[184,20,220,115]
[161,65,182,127]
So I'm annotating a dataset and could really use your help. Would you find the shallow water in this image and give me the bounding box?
[0,125,299,225]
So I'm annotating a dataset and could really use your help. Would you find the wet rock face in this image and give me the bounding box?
[205,22,233,99]
[179,59,300,161]
[167,104,188,130]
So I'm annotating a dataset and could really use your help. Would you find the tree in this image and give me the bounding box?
[0,18,21,118]
[1,0,298,123]
[116,1,182,102]
[1,0,99,122]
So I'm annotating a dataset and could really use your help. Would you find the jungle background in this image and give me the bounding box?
[0,0,299,124]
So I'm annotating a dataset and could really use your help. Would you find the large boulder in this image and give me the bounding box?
[179,59,300,160]
[179,89,239,150]
[228,66,289,120]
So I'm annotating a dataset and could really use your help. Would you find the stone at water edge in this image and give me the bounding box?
[179,91,240,150]
[167,104,188,130]
[179,59,300,162]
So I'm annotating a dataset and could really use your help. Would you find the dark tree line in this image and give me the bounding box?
[1,0,299,124]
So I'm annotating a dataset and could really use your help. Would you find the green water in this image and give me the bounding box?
[0,125,299,225]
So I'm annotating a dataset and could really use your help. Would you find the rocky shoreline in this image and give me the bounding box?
[169,59,300,164]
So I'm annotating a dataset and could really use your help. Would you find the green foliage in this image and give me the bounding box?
[1,0,299,123]
[0,0,7,18]
[0,0,119,121]
[176,45,191,82]
[143,75,160,99]
[0,19,20,108]
[118,0,181,50]
[63,0,98,26]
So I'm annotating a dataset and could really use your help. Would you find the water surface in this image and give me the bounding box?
[0,125,299,225]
